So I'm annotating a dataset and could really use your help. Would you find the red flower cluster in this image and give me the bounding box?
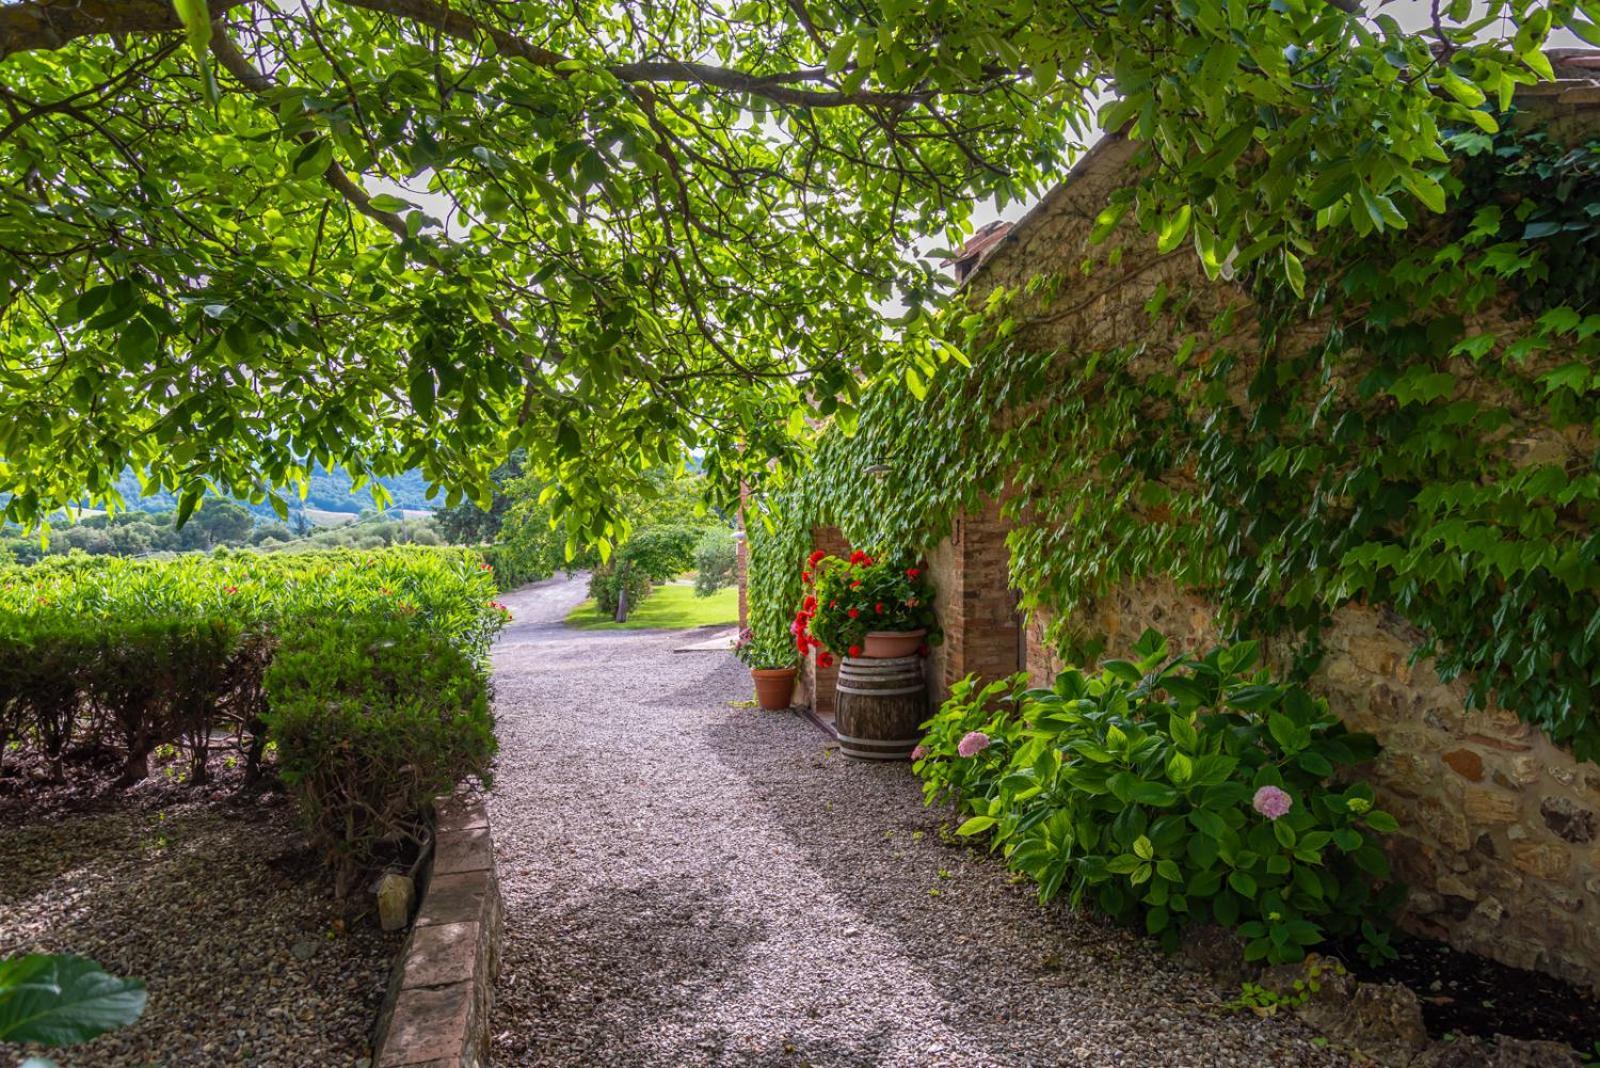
[808,549,827,566]
[848,550,875,566]
[906,567,922,579]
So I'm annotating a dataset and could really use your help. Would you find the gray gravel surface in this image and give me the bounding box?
[0,789,397,1066]
[488,574,1347,1067]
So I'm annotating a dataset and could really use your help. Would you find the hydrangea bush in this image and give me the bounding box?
[915,630,1405,965]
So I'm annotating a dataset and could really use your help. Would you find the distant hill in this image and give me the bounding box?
[108,467,435,520]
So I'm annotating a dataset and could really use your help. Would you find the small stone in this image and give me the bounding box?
[376,872,416,932]
[1539,795,1597,844]
[291,941,319,962]
[1463,788,1521,826]
[1511,840,1570,880]
[1318,981,1429,1066]
[1442,749,1484,782]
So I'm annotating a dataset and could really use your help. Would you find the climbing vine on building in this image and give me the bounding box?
[750,112,1600,761]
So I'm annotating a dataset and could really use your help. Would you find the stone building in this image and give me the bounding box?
[751,60,1600,993]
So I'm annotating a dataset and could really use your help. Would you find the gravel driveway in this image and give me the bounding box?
[488,575,1345,1068]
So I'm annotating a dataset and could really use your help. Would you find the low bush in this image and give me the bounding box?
[916,631,1404,965]
[0,547,505,891]
[264,620,497,898]
[693,527,737,597]
[588,562,654,617]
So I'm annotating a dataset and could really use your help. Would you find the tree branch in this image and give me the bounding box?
[0,0,252,60]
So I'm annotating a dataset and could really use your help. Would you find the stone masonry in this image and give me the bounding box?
[925,106,1600,992]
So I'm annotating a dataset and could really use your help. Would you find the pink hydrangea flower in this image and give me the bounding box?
[911,744,928,761]
[957,731,991,758]
[1252,785,1293,820]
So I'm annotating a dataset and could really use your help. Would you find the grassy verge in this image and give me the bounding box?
[564,582,738,631]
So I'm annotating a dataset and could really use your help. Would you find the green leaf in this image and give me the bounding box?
[0,955,147,1046]
[1227,871,1257,898]
[292,139,335,182]
[956,816,997,836]
[1189,809,1228,840]
[1363,810,1400,834]
[1157,206,1192,255]
[117,319,158,366]
[1282,250,1305,298]
[172,0,213,59]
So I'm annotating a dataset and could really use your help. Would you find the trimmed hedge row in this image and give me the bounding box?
[0,548,506,893]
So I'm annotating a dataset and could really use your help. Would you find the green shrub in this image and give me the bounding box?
[916,630,1404,966]
[588,562,653,617]
[264,620,496,898]
[693,527,737,597]
[620,525,700,581]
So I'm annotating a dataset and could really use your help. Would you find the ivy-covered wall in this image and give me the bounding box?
[749,100,1600,990]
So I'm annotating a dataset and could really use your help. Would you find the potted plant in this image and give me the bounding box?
[735,627,801,710]
[794,549,941,660]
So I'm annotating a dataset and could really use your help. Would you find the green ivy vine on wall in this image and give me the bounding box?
[749,110,1600,761]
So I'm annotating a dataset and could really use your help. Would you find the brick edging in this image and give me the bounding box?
[372,795,503,1068]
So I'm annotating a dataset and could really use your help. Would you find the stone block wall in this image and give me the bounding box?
[1025,580,1600,993]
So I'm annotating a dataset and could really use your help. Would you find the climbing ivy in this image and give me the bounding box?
[751,111,1600,761]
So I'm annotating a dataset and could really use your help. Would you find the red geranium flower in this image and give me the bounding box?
[802,570,813,583]
[848,644,861,657]
[847,607,860,619]
[906,567,922,579]
[875,602,884,613]
[817,652,834,668]
[808,549,826,566]
[850,580,862,589]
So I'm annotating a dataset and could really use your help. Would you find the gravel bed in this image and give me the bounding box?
[487,574,1348,1067]
[0,776,399,1066]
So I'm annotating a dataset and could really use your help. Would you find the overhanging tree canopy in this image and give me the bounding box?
[0,0,1588,544]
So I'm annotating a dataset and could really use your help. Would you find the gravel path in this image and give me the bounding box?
[0,785,397,1066]
[488,575,1346,1067]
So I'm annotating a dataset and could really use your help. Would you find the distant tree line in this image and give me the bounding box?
[0,503,445,565]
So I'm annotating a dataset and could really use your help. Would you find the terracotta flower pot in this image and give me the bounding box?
[862,628,927,659]
[751,667,798,711]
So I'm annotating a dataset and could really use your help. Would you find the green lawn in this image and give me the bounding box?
[565,582,738,631]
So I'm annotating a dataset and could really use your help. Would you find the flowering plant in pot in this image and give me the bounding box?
[795,549,941,660]
[734,627,800,710]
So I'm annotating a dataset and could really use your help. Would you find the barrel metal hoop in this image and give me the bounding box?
[836,684,925,696]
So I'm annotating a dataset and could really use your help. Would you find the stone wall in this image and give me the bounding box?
[936,122,1600,991]
[1021,583,1600,993]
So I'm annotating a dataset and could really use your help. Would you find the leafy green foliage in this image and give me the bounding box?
[264,619,496,897]
[0,953,146,1048]
[693,527,737,598]
[751,112,1600,762]
[0,547,504,880]
[733,624,800,670]
[915,632,1402,965]
[1,0,1588,549]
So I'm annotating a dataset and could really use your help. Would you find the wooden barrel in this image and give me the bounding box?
[835,656,927,761]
